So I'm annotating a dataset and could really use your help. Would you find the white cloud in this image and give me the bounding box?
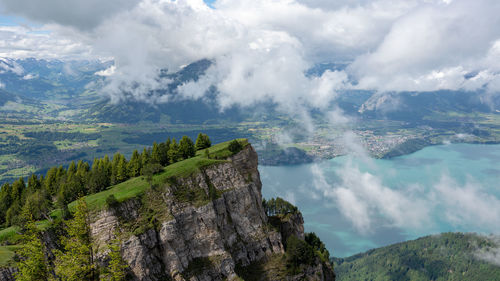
[94,65,115,77]
[475,235,500,266]
[0,0,141,30]
[1,0,499,113]
[431,175,500,231]
[0,26,92,59]
[349,0,500,93]
[308,161,500,234]
[311,162,430,233]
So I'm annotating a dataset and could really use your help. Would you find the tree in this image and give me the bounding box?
[115,155,128,184]
[167,138,181,163]
[127,150,141,177]
[286,235,315,274]
[179,136,196,159]
[140,148,150,174]
[151,142,161,164]
[228,140,242,154]
[101,236,128,281]
[15,217,49,281]
[158,142,169,166]
[195,133,211,151]
[305,232,330,262]
[53,198,96,281]
[21,190,52,221]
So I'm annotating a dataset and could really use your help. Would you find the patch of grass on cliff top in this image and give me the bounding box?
[0,245,20,266]
[69,139,248,211]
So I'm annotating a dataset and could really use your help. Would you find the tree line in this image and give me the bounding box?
[0,133,211,227]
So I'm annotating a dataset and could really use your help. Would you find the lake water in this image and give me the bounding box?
[259,143,500,257]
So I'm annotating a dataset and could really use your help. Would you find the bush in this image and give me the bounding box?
[228,140,242,154]
[106,194,119,209]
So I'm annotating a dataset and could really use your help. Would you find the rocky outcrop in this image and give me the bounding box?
[89,145,292,280]
[7,144,334,281]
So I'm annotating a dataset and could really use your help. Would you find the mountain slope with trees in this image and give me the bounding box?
[333,232,500,281]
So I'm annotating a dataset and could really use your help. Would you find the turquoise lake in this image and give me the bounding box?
[259,143,500,257]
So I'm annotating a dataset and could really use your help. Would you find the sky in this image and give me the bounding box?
[0,0,499,113]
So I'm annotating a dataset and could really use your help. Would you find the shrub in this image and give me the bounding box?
[228,140,242,154]
[106,194,119,209]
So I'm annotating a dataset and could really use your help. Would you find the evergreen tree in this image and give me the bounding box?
[15,216,49,281]
[140,148,150,174]
[27,174,41,195]
[158,142,169,166]
[179,136,196,159]
[0,183,12,224]
[101,236,128,281]
[44,167,59,196]
[53,198,96,281]
[151,142,161,164]
[22,190,51,221]
[110,153,121,185]
[127,150,141,177]
[67,161,77,175]
[195,133,211,150]
[167,138,180,163]
[116,155,128,184]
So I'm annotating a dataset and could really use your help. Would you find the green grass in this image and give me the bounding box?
[0,226,21,245]
[0,245,21,266]
[69,139,248,211]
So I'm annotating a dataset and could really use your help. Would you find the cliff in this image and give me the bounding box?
[5,144,333,281]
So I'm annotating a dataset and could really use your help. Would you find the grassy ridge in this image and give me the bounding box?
[0,138,248,268]
[69,138,248,211]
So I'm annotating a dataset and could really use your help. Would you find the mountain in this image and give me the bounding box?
[333,232,500,281]
[0,57,110,100]
[0,141,334,280]
[358,90,500,121]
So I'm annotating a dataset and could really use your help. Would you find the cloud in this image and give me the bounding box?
[309,161,500,234]
[311,161,430,233]
[475,235,500,266]
[0,26,92,59]
[349,0,500,93]
[431,175,500,231]
[2,0,499,114]
[0,0,140,30]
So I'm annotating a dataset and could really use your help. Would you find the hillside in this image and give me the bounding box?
[0,138,334,280]
[333,233,500,281]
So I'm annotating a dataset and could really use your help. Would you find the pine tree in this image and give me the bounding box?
[140,148,150,173]
[44,167,59,196]
[127,150,141,177]
[101,236,128,281]
[168,138,180,163]
[27,174,41,195]
[158,142,169,166]
[53,198,96,281]
[151,142,161,164]
[15,216,49,281]
[116,155,128,184]
[195,133,211,150]
[179,136,196,159]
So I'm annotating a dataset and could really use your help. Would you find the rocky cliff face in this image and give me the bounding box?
[6,144,334,281]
